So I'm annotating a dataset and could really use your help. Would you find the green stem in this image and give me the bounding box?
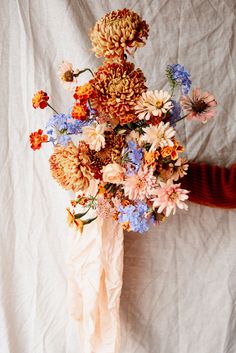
[87,98,92,110]
[170,84,176,98]
[75,191,99,219]
[47,103,59,115]
[74,68,94,78]
[171,114,188,126]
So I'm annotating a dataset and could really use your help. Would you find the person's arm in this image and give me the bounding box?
[181,162,236,208]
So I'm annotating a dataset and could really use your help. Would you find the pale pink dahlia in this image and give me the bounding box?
[141,122,176,151]
[152,180,189,217]
[49,142,93,192]
[135,90,173,120]
[123,167,157,201]
[180,88,217,123]
[90,9,149,59]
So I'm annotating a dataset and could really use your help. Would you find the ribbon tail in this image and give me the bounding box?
[67,217,124,353]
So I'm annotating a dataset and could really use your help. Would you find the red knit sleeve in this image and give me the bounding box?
[181,162,236,208]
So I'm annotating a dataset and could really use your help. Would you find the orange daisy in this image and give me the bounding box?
[72,102,89,120]
[32,90,49,109]
[74,83,95,103]
[29,129,48,150]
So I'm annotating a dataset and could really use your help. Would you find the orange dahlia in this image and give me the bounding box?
[74,83,95,103]
[90,61,146,124]
[72,102,89,120]
[90,8,149,59]
[29,129,48,150]
[49,142,93,192]
[32,90,49,109]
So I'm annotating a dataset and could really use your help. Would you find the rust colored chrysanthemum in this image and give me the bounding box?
[32,90,49,109]
[90,8,149,59]
[49,142,93,192]
[90,61,146,124]
[72,102,89,120]
[29,129,48,150]
[74,83,95,103]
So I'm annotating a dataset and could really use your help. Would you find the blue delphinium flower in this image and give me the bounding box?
[169,100,181,126]
[46,113,68,131]
[57,134,71,146]
[45,113,95,146]
[66,117,95,135]
[126,140,143,174]
[118,201,150,233]
[118,204,136,223]
[166,64,191,94]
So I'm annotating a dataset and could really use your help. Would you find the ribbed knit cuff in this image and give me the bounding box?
[181,162,236,209]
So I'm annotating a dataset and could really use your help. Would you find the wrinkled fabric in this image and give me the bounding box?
[1,1,236,353]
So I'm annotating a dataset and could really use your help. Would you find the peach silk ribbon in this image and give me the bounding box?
[67,210,124,353]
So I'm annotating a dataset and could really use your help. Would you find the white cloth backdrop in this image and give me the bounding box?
[1,0,236,352]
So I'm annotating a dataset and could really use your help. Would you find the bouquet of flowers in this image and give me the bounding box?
[30,8,217,234]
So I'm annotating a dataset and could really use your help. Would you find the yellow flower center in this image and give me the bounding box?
[169,191,178,202]
[155,100,164,109]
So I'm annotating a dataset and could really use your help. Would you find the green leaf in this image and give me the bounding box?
[83,216,98,225]
[74,209,90,219]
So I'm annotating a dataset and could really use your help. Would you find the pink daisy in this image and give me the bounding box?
[180,88,217,123]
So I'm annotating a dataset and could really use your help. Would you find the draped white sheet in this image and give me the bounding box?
[1,0,236,353]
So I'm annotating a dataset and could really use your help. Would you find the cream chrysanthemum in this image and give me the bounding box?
[141,122,176,151]
[135,90,173,120]
[90,8,149,59]
[82,123,106,152]
[49,142,93,192]
[90,61,146,124]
